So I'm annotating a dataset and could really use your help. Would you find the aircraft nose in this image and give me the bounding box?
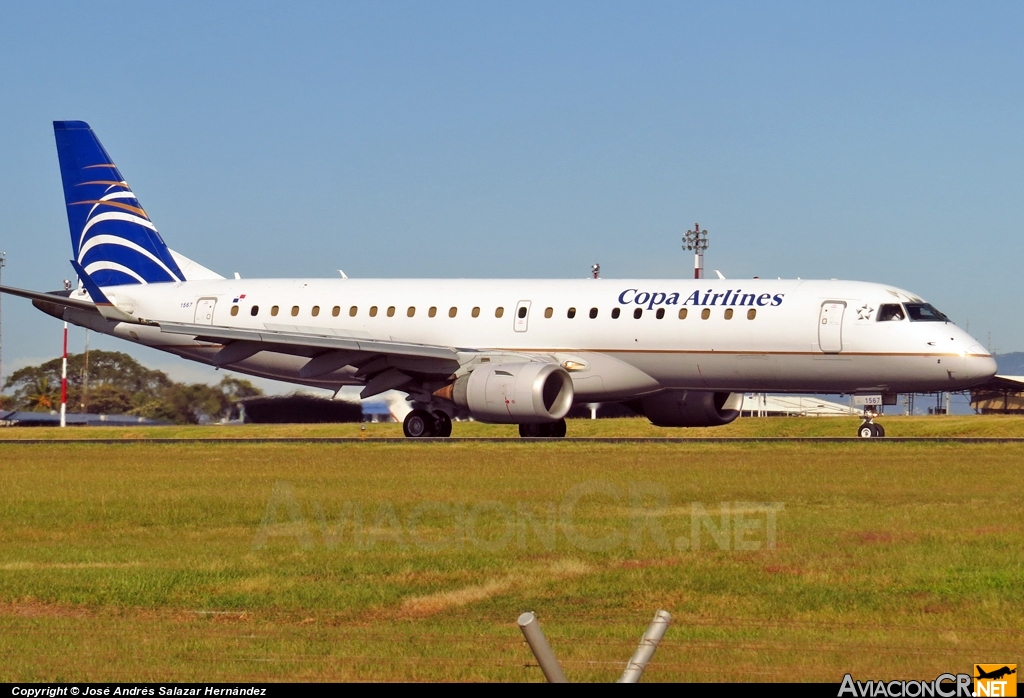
[963,345,997,381]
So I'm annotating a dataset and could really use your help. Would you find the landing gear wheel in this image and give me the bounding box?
[433,411,452,438]
[549,418,567,438]
[404,409,437,438]
[858,421,884,438]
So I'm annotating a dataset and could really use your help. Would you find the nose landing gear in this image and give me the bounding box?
[857,410,886,438]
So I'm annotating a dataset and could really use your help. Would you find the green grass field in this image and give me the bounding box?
[0,418,1021,682]
[3,414,1024,439]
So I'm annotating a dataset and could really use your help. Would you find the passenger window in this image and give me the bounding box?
[611,307,621,319]
[544,307,553,318]
[877,304,905,322]
[449,307,457,318]
[291,306,299,317]
[589,307,598,319]
[633,308,642,319]
[369,306,378,317]
[656,308,665,319]
[429,306,437,317]
[349,306,357,317]
[332,306,340,317]
[472,307,480,318]
[387,306,395,317]
[271,305,279,317]
[230,306,239,317]
[567,307,577,319]
[250,305,259,316]
[407,306,416,317]
[724,308,733,320]
[518,306,527,319]
[495,307,504,318]
[312,306,320,317]
[747,309,756,320]
[678,308,687,319]
[701,308,710,320]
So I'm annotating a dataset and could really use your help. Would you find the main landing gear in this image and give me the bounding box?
[518,419,567,438]
[857,410,886,438]
[402,411,568,439]
[403,409,453,438]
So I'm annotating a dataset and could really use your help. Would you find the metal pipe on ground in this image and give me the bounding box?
[618,609,672,683]
[517,611,568,683]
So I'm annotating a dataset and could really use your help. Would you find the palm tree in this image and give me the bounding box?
[25,376,58,412]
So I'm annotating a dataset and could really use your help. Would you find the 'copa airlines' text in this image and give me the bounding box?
[618,288,785,310]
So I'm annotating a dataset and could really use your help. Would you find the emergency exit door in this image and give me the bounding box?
[818,301,845,353]
[514,300,532,332]
[194,298,217,325]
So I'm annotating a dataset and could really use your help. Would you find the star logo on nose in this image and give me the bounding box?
[857,304,874,320]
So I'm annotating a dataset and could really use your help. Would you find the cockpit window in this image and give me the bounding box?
[877,304,905,322]
[904,303,949,322]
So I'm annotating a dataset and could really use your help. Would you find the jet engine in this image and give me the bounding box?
[635,390,742,427]
[445,362,574,423]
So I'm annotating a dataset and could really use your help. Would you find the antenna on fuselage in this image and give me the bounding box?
[591,263,600,279]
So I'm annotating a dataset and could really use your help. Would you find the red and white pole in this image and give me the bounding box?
[60,321,68,428]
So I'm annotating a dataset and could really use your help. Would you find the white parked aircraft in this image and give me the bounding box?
[0,122,999,438]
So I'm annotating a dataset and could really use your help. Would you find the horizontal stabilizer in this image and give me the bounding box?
[0,283,97,312]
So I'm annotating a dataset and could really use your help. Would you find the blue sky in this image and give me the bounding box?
[1,2,1022,391]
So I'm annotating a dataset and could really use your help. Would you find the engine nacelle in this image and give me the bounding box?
[450,362,574,423]
[636,390,742,427]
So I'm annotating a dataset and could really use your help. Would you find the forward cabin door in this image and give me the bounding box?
[514,300,532,332]
[818,301,846,353]
[194,297,217,325]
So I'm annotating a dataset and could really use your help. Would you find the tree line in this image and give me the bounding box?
[0,350,262,424]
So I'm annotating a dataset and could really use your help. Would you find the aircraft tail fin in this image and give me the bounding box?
[53,121,189,287]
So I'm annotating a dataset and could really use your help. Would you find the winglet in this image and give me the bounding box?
[71,260,136,322]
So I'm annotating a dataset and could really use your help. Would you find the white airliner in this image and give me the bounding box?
[0,121,999,437]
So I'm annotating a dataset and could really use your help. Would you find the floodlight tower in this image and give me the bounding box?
[682,224,709,279]
[0,251,5,392]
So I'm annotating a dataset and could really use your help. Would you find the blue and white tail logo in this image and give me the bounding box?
[54,121,185,287]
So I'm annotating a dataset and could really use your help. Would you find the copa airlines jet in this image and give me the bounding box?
[0,122,999,437]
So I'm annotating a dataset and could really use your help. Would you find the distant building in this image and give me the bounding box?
[970,375,1024,414]
[231,395,363,423]
[738,394,861,417]
[564,395,859,419]
[0,410,169,427]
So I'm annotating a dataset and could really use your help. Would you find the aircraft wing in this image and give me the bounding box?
[157,321,463,397]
